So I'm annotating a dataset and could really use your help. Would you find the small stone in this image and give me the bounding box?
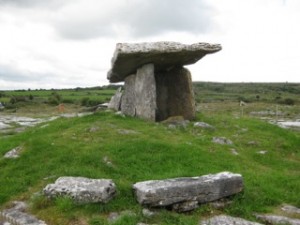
[172,200,199,212]
[201,215,263,225]
[194,122,214,129]
[231,148,239,155]
[142,208,157,217]
[281,204,300,215]
[43,177,116,204]
[4,146,23,159]
[212,137,233,145]
[255,214,300,225]
[257,150,268,155]
[209,199,233,210]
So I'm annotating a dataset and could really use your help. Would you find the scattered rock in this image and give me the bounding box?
[3,146,23,159]
[200,215,263,225]
[281,204,300,215]
[172,200,199,212]
[212,137,233,145]
[43,177,116,204]
[255,214,300,225]
[257,150,268,155]
[107,211,135,223]
[133,172,243,212]
[103,156,114,167]
[209,199,234,210]
[0,201,47,225]
[142,208,158,217]
[231,148,239,155]
[194,122,214,129]
[118,129,139,135]
[161,116,190,129]
[88,126,100,132]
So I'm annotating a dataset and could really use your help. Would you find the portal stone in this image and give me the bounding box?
[155,66,195,121]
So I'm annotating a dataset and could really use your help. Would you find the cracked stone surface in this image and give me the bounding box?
[107,41,221,83]
[200,215,263,225]
[255,214,300,225]
[43,177,116,204]
[0,201,46,225]
[133,172,243,209]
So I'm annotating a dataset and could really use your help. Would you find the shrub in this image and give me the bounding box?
[48,92,62,105]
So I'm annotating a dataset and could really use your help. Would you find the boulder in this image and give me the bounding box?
[133,172,243,211]
[107,87,122,111]
[43,177,116,204]
[200,215,263,225]
[107,42,221,83]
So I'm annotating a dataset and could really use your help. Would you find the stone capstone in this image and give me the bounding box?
[107,42,221,83]
[43,177,116,204]
[200,215,263,225]
[106,41,221,122]
[133,172,243,212]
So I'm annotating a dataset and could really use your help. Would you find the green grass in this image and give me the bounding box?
[0,109,299,224]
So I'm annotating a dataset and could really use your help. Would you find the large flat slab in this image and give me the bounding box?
[133,172,243,208]
[107,42,221,82]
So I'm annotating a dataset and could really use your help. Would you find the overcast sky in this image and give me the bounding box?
[0,0,299,90]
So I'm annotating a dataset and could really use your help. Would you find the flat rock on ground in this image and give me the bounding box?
[43,177,116,204]
[133,172,243,211]
[200,215,263,225]
[0,201,46,225]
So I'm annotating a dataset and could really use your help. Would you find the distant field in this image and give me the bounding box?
[193,82,300,104]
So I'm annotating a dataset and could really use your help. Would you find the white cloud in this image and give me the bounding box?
[0,0,300,90]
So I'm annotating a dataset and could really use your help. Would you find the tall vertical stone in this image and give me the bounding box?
[156,66,195,121]
[121,74,136,117]
[135,64,157,121]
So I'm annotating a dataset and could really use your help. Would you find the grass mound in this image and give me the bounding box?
[0,111,299,224]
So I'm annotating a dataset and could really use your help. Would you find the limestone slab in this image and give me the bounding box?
[107,42,221,82]
[43,177,116,204]
[133,172,243,208]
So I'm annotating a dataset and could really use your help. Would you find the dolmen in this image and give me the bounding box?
[133,172,243,212]
[107,41,221,121]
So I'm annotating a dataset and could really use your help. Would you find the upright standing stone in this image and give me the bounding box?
[121,74,136,117]
[135,64,157,121]
[156,66,195,121]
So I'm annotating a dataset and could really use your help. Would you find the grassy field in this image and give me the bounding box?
[0,83,299,225]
